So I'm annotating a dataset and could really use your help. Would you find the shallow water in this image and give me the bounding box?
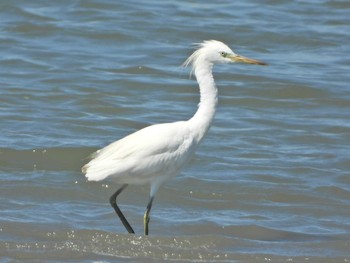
[1,0,350,262]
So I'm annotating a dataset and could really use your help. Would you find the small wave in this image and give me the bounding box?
[0,147,96,172]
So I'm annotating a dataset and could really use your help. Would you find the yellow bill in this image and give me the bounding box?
[229,54,267,66]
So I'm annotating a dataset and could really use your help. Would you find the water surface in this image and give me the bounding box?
[1,0,350,262]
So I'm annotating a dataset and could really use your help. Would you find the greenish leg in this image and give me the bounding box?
[144,196,154,236]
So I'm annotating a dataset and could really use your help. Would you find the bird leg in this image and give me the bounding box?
[109,184,135,234]
[143,196,154,236]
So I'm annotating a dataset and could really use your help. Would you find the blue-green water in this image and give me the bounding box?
[1,1,349,262]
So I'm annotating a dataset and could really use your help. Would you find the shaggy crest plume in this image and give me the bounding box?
[182,40,233,75]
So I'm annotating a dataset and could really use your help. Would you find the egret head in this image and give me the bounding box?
[183,40,267,71]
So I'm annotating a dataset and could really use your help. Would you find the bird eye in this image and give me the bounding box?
[220,52,227,57]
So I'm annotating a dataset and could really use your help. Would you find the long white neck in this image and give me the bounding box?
[188,61,218,143]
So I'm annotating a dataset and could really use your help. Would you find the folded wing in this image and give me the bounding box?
[82,121,196,184]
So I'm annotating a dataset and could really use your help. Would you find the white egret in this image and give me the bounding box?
[82,40,266,235]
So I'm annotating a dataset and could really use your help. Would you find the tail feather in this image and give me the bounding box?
[82,161,113,181]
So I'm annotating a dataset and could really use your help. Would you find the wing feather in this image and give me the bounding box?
[82,121,195,183]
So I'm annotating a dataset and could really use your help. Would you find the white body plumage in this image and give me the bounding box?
[83,121,197,196]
